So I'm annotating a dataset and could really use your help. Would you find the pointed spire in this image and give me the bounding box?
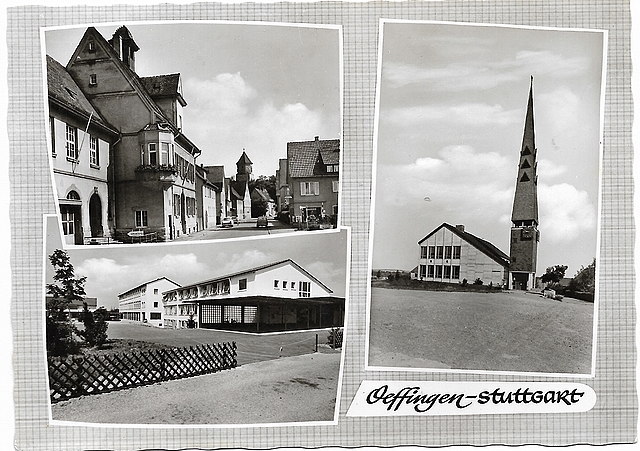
[511,77,539,225]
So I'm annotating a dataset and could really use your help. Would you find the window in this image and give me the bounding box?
[299,281,311,297]
[290,281,296,291]
[89,74,97,86]
[135,210,148,228]
[89,136,99,166]
[66,124,77,160]
[427,265,434,278]
[444,246,452,259]
[282,281,288,289]
[420,246,428,259]
[300,181,319,196]
[153,302,159,308]
[428,246,436,259]
[453,246,461,259]
[274,280,279,289]
[443,266,451,279]
[148,143,157,166]
[50,117,55,156]
[87,40,96,52]
[238,278,247,291]
[154,289,159,295]
[451,266,460,280]
[332,180,339,193]
[140,144,145,165]
[419,265,426,278]
[436,246,444,259]
[435,265,443,278]
[161,142,170,166]
[173,194,180,216]
[61,210,74,235]
[332,205,338,215]
[150,312,161,320]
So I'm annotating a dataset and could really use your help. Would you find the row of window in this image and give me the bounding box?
[272,280,311,297]
[419,264,461,280]
[420,245,461,260]
[51,120,100,167]
[300,181,340,196]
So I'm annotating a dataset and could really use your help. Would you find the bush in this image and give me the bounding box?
[461,278,468,286]
[473,278,484,285]
[46,316,80,357]
[80,304,109,348]
[327,327,343,349]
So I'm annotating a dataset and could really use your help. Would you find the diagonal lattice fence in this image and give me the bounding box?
[48,342,237,403]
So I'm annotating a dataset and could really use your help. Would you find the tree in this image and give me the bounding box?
[568,259,596,293]
[80,304,109,348]
[46,249,86,356]
[540,265,568,285]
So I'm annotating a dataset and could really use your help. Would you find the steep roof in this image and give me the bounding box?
[237,151,253,165]
[46,55,118,135]
[204,165,225,184]
[166,259,333,294]
[287,137,340,178]
[418,223,510,268]
[140,74,186,106]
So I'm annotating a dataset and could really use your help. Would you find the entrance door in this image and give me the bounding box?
[60,205,83,245]
[512,273,530,290]
[88,193,103,238]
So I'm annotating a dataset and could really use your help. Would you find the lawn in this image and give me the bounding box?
[368,287,594,374]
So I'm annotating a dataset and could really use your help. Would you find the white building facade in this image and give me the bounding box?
[418,223,510,287]
[118,277,180,327]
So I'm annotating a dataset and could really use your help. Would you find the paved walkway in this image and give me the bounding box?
[51,353,341,425]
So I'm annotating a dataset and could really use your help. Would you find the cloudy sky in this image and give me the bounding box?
[44,21,342,177]
[372,21,605,277]
[45,216,349,310]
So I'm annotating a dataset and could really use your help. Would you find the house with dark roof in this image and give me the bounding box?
[286,136,340,227]
[47,55,120,245]
[195,165,219,230]
[162,259,345,332]
[50,25,203,242]
[203,165,227,224]
[250,188,276,218]
[417,223,510,287]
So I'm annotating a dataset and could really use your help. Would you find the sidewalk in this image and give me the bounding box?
[51,352,341,425]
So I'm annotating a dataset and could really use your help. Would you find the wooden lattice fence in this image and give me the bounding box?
[48,342,237,403]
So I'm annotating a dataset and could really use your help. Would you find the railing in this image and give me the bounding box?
[48,342,237,403]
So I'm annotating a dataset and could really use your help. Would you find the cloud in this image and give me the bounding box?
[537,158,568,179]
[377,145,514,215]
[538,183,596,243]
[382,103,521,128]
[181,73,333,176]
[384,51,588,92]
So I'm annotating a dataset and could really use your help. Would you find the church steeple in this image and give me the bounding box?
[511,76,538,226]
[509,77,540,290]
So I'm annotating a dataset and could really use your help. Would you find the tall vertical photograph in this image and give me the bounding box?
[42,21,342,246]
[367,21,606,376]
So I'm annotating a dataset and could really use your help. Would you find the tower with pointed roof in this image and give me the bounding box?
[509,77,540,290]
[236,150,253,183]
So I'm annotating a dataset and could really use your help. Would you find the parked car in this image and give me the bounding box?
[221,217,234,228]
[256,216,269,228]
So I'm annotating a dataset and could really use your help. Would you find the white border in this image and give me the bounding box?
[43,218,351,429]
[365,18,608,379]
[40,19,344,248]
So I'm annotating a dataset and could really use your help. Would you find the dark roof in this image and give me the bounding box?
[230,180,247,199]
[287,137,340,178]
[46,55,117,134]
[204,165,225,184]
[237,151,253,165]
[165,259,333,294]
[251,188,274,202]
[418,223,510,268]
[140,74,186,106]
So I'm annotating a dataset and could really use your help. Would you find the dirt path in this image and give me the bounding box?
[51,352,341,425]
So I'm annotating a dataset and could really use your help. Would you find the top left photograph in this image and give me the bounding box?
[42,21,343,246]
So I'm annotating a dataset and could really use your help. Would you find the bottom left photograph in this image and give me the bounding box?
[43,215,349,426]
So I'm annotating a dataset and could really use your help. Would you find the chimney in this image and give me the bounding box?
[315,136,319,141]
[455,224,465,232]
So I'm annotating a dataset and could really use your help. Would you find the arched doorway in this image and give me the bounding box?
[89,193,103,238]
[61,190,83,245]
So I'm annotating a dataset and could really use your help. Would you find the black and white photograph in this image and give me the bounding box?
[43,21,342,246]
[367,21,606,376]
[44,215,349,425]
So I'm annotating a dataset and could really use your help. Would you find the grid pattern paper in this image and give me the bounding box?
[8,1,635,450]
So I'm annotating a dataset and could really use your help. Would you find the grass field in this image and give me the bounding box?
[368,287,594,374]
[96,321,340,365]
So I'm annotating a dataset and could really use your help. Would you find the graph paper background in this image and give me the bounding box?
[7,1,635,450]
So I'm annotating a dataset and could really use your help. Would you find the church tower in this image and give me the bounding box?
[509,77,540,290]
[236,150,253,183]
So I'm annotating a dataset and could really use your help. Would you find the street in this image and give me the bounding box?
[174,218,301,240]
